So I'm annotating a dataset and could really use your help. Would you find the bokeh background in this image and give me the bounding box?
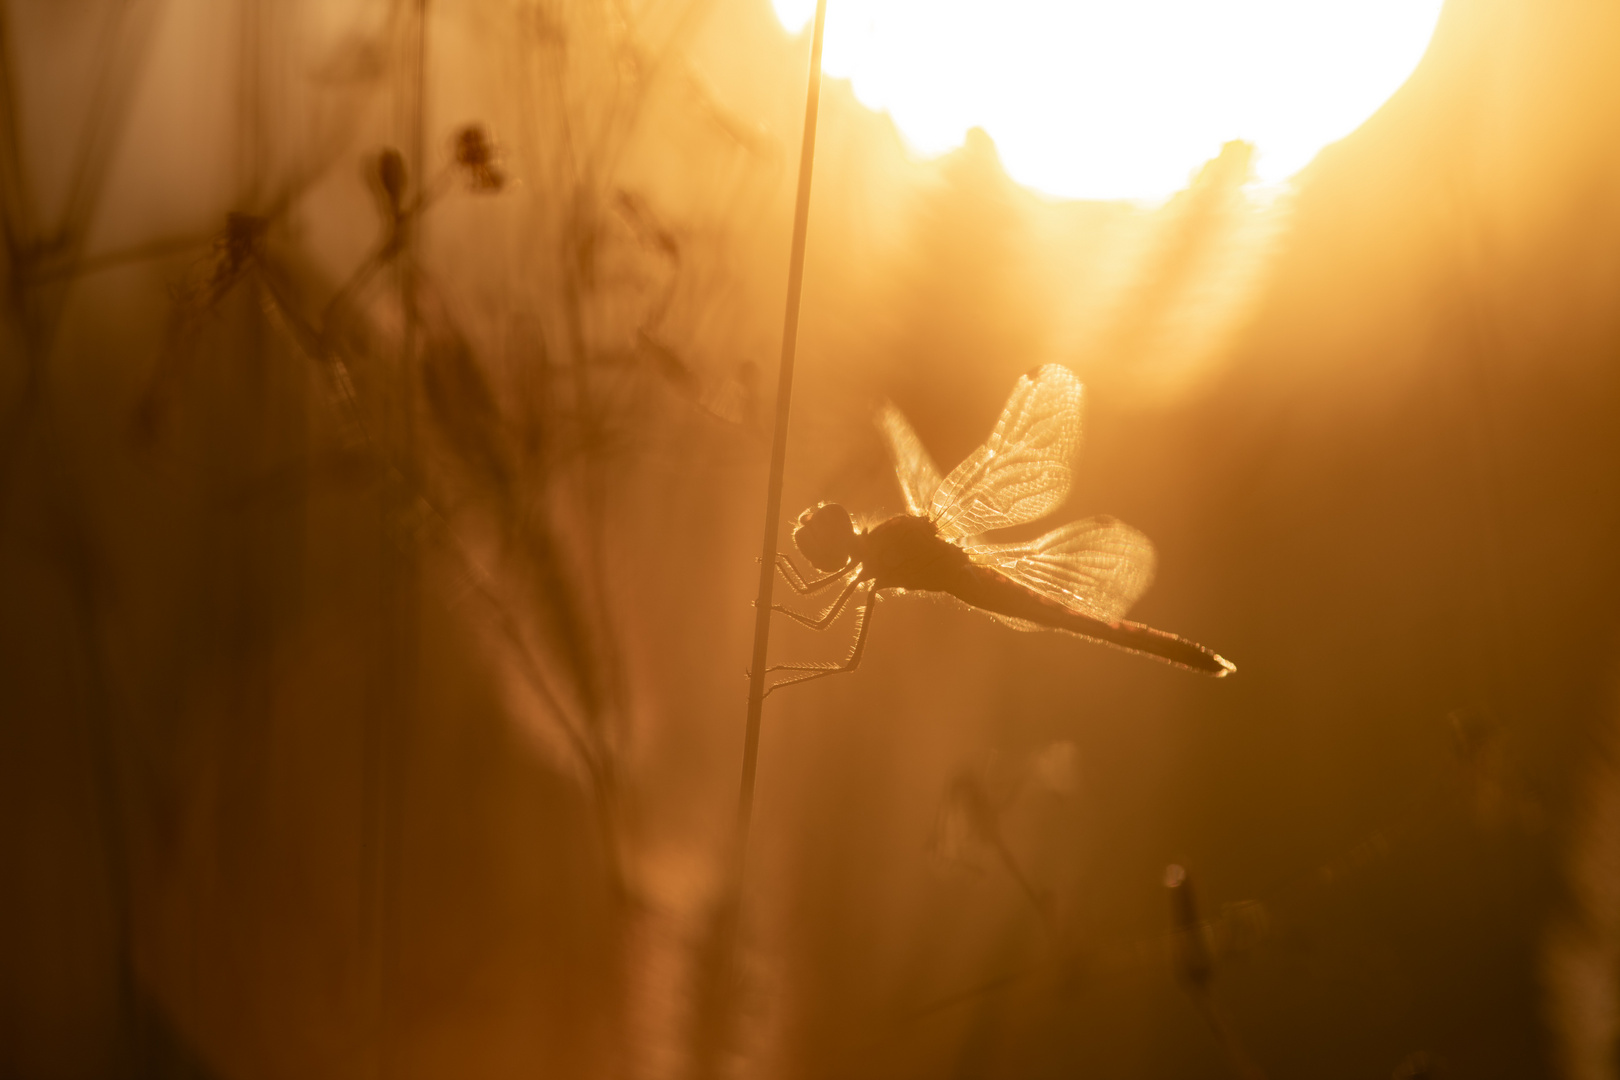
[4,0,1620,1077]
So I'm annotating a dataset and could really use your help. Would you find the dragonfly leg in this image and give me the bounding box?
[764,586,878,697]
[774,552,854,595]
[771,573,861,631]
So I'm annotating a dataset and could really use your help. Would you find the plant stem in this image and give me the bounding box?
[735,0,828,871]
[691,14,826,1075]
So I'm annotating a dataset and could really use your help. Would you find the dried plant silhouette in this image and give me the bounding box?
[4,0,787,1075]
[1166,865,1268,1080]
[930,764,1059,933]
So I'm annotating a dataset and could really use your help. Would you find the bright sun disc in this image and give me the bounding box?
[770,0,1445,201]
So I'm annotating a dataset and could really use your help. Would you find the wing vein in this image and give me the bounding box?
[928,365,1084,540]
[965,516,1157,624]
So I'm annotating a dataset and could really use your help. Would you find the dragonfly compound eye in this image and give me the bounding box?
[794,503,856,571]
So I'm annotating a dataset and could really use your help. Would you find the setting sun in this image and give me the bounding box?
[771,0,1445,200]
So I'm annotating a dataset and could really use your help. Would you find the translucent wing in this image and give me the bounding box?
[878,403,944,517]
[965,516,1156,623]
[929,365,1083,541]
[987,613,1046,633]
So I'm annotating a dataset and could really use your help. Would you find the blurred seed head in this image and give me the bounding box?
[374,148,408,217]
[217,212,265,277]
[1166,864,1213,991]
[454,124,506,193]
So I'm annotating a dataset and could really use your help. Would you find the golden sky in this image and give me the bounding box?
[771,0,1445,199]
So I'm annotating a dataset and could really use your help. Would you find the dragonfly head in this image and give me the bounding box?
[794,502,857,572]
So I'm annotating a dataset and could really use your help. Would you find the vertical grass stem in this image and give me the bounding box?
[736,0,829,869]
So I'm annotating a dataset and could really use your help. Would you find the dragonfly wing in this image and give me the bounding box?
[989,613,1046,633]
[965,516,1157,622]
[929,365,1083,541]
[878,403,944,517]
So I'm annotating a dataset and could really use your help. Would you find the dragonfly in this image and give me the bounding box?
[765,364,1234,694]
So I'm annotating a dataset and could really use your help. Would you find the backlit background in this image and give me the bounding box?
[3,1,1620,1077]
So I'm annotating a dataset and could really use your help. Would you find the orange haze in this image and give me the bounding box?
[4,1,1620,1078]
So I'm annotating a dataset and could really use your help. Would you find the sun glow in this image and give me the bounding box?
[771,0,1445,201]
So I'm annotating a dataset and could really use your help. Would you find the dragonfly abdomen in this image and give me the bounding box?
[951,564,1234,677]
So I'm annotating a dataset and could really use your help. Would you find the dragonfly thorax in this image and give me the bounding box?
[794,502,860,571]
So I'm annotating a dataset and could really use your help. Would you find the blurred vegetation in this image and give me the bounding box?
[4,1,1620,1078]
